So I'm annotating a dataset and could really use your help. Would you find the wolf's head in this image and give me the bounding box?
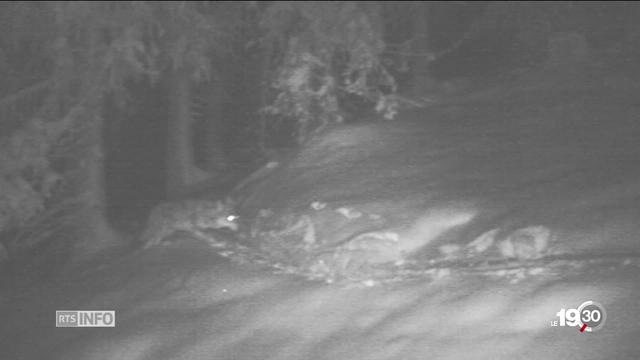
[196,199,239,231]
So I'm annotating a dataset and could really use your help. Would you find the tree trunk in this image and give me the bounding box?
[410,2,434,94]
[72,104,121,260]
[165,68,211,198]
[194,80,228,175]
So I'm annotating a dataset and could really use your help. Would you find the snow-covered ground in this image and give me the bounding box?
[2,68,640,359]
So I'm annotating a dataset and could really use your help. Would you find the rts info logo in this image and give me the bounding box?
[56,310,115,328]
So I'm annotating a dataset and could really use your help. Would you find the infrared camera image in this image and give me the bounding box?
[1,2,640,359]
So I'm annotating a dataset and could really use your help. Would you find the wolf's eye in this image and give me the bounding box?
[226,215,239,222]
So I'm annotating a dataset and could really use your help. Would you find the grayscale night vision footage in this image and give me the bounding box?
[1,2,639,359]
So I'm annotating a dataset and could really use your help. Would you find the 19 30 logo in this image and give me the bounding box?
[551,301,606,333]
